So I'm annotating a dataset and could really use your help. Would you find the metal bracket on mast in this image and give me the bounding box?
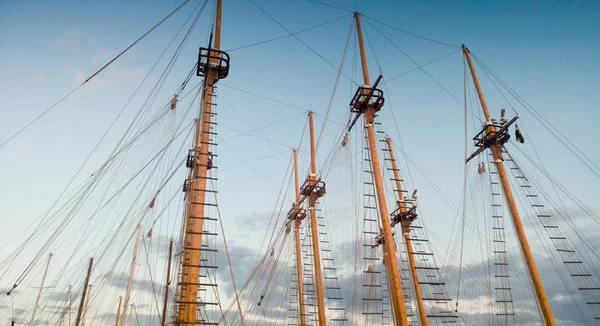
[347,74,384,132]
[465,114,519,163]
[197,32,230,80]
[390,198,418,232]
[287,204,307,221]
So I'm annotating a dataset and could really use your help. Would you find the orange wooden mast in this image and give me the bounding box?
[462,45,555,325]
[307,111,327,325]
[385,137,427,325]
[291,149,308,326]
[351,12,409,326]
[161,239,173,326]
[177,0,230,323]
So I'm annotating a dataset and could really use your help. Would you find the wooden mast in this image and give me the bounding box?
[81,284,92,326]
[293,149,308,326]
[307,111,327,325]
[354,12,408,325]
[462,45,555,325]
[75,257,93,326]
[179,0,227,323]
[115,296,123,326]
[120,224,141,326]
[29,252,52,326]
[161,239,174,326]
[385,137,428,325]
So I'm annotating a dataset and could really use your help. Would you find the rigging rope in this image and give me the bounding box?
[247,0,360,86]
[455,55,469,312]
[471,53,600,179]
[226,13,352,52]
[0,0,193,151]
[315,17,354,151]
[362,14,460,48]
[210,176,245,326]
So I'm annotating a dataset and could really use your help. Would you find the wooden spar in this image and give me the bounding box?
[385,137,428,326]
[161,239,173,326]
[120,224,142,326]
[354,12,408,326]
[179,0,224,322]
[307,111,327,325]
[81,284,92,326]
[127,304,134,326]
[293,149,307,326]
[462,45,555,326]
[29,252,52,326]
[75,257,93,326]
[115,296,123,326]
[68,284,72,326]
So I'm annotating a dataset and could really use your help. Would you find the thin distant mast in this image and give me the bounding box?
[29,253,52,326]
[75,257,93,326]
[161,239,173,326]
[120,224,142,326]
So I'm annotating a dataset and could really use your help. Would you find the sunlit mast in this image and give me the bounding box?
[462,45,555,325]
[176,0,230,324]
[348,11,409,326]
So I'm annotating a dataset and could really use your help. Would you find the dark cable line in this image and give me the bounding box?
[0,85,82,150]
[307,0,355,13]
[471,53,600,178]
[365,19,481,121]
[226,13,352,52]
[219,83,307,112]
[3,0,206,289]
[85,0,192,83]
[247,0,359,86]
[0,0,193,151]
[384,48,461,83]
[363,14,460,48]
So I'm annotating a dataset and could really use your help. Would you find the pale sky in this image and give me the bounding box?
[0,0,599,325]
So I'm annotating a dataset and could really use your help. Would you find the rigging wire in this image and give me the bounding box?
[454,54,469,311]
[384,48,462,83]
[307,0,355,13]
[209,176,245,325]
[247,0,360,86]
[362,14,460,48]
[219,83,308,112]
[471,53,600,179]
[226,13,352,52]
[0,0,193,151]
[365,19,482,123]
[315,17,354,151]
[2,0,207,290]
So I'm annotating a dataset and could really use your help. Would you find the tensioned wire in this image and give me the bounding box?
[1,0,208,290]
[0,0,195,151]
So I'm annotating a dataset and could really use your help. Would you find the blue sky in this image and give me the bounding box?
[0,0,599,324]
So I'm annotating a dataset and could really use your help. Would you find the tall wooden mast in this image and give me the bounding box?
[178,0,230,323]
[292,149,307,326]
[384,137,427,325]
[81,284,92,326]
[161,239,173,326]
[114,296,123,326]
[29,252,52,326]
[353,12,408,325]
[462,45,555,325]
[75,257,93,326]
[120,224,141,326]
[307,111,327,325]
